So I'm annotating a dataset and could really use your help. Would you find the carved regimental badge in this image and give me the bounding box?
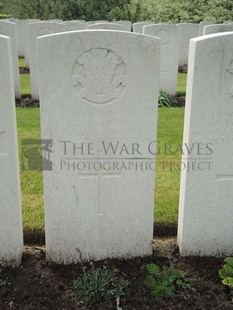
[155,29,170,47]
[72,48,127,105]
[225,60,233,99]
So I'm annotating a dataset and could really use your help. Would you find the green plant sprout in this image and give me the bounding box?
[145,263,192,302]
[219,257,233,289]
[73,266,129,308]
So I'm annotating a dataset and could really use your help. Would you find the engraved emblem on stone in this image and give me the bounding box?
[224,60,233,98]
[155,29,170,47]
[72,48,127,105]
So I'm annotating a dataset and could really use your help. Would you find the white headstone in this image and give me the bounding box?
[88,22,127,31]
[86,20,109,25]
[72,20,85,23]
[0,35,23,266]
[203,24,233,35]
[47,20,63,22]
[0,21,21,99]
[63,21,87,31]
[17,19,40,57]
[178,23,199,66]
[25,20,60,68]
[116,20,132,32]
[27,22,65,100]
[178,32,233,256]
[7,18,18,22]
[144,24,179,95]
[133,21,154,33]
[24,20,41,68]
[38,30,160,264]
[199,21,214,35]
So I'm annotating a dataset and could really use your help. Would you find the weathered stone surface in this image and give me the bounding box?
[88,22,128,31]
[38,30,160,264]
[0,21,21,98]
[133,21,154,33]
[144,23,179,95]
[178,23,199,66]
[0,35,23,266]
[178,32,233,256]
[27,22,65,100]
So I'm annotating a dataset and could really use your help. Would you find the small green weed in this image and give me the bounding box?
[158,90,172,107]
[145,263,192,302]
[73,266,129,308]
[219,257,233,289]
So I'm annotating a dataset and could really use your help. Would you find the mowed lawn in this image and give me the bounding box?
[17,59,187,232]
[16,108,185,232]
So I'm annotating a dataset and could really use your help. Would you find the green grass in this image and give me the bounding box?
[177,73,187,96]
[155,108,184,225]
[16,107,184,232]
[19,58,26,68]
[17,108,44,231]
[20,73,31,95]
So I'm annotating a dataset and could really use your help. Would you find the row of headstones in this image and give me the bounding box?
[3,19,233,98]
[1,19,232,100]
[1,29,233,266]
[26,20,233,99]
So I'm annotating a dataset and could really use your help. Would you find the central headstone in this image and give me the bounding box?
[38,30,160,264]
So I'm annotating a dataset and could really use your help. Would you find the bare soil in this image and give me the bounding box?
[1,237,233,310]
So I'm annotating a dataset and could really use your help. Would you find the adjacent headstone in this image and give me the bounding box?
[25,20,63,69]
[199,21,214,35]
[38,30,160,264]
[178,32,233,256]
[24,20,41,68]
[63,21,87,31]
[88,22,127,31]
[133,21,154,33]
[144,24,179,95]
[86,20,109,25]
[17,19,40,57]
[0,35,23,266]
[7,18,18,23]
[47,20,63,22]
[203,24,233,35]
[178,23,199,66]
[116,20,132,32]
[27,22,65,100]
[72,20,85,23]
[0,21,21,98]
